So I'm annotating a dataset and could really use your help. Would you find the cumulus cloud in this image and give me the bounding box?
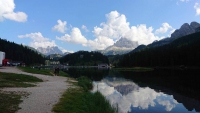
[0,0,27,22]
[194,3,200,16]
[52,19,67,33]
[56,27,87,44]
[82,25,89,32]
[91,11,162,49]
[155,23,173,34]
[18,32,56,48]
[93,11,130,39]
[57,11,166,50]
[87,36,115,50]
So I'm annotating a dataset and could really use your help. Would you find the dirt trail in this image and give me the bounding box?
[0,66,69,113]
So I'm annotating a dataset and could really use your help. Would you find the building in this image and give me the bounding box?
[45,60,60,66]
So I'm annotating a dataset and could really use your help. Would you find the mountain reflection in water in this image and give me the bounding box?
[92,77,200,113]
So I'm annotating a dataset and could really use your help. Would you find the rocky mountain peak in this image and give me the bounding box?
[37,46,63,56]
[101,37,139,55]
[190,21,200,29]
[114,38,138,48]
[170,21,200,40]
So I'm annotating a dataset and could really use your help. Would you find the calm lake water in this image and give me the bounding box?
[64,68,200,113]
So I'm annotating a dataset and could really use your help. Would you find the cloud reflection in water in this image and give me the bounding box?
[92,77,178,113]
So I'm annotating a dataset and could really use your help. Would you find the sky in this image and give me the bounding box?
[0,0,200,53]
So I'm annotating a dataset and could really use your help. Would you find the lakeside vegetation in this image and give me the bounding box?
[53,76,116,113]
[0,72,43,113]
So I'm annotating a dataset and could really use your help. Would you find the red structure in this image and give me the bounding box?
[3,59,10,66]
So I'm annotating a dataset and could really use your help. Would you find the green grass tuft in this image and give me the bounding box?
[0,72,43,88]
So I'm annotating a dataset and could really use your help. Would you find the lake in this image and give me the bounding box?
[64,68,200,113]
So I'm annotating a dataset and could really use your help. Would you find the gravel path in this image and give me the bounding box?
[0,66,69,113]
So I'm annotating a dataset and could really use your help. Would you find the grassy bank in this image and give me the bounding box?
[0,72,43,88]
[18,66,53,75]
[53,76,116,113]
[18,66,69,77]
[0,72,43,113]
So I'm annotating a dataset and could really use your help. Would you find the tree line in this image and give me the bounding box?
[0,38,46,65]
[59,51,109,66]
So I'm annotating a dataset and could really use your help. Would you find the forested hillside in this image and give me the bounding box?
[60,51,109,66]
[0,38,46,65]
[118,32,200,67]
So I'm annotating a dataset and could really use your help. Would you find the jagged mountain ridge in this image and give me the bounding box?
[132,21,200,53]
[37,46,63,56]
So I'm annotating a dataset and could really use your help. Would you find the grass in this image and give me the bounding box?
[114,67,154,71]
[18,66,53,75]
[52,76,116,113]
[0,72,43,88]
[0,91,22,113]
[77,76,93,92]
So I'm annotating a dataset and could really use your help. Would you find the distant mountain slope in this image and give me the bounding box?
[131,21,200,53]
[101,38,138,55]
[25,46,45,57]
[0,38,45,65]
[118,31,200,67]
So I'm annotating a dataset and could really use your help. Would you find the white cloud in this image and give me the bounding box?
[194,3,200,16]
[58,46,74,53]
[93,11,130,39]
[56,27,87,45]
[157,99,178,111]
[0,0,27,22]
[82,25,89,32]
[52,20,67,33]
[91,11,162,49]
[125,25,161,45]
[155,23,173,34]
[18,32,56,49]
[56,11,165,50]
[180,0,190,2]
[87,36,114,50]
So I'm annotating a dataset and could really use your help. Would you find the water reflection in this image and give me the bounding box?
[92,77,199,113]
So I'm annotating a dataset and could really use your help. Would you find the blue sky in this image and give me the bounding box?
[1,0,200,53]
